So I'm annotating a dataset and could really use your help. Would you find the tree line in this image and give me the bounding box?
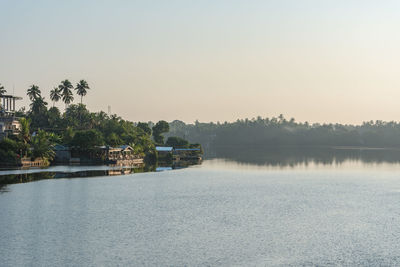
[167,115,400,152]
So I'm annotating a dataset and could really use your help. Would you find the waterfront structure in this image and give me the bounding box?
[0,94,22,139]
[54,145,143,165]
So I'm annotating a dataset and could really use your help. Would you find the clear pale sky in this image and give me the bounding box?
[1,0,400,124]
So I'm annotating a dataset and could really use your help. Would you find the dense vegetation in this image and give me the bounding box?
[167,115,400,153]
[0,80,191,165]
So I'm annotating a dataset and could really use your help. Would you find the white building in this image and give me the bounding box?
[0,94,22,138]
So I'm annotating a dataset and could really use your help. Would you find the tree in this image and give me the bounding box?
[27,86,49,130]
[152,120,169,144]
[18,118,31,157]
[0,138,21,164]
[137,122,152,135]
[59,80,74,108]
[47,107,61,129]
[18,118,31,145]
[107,132,122,147]
[75,80,90,104]
[31,130,56,162]
[50,87,61,107]
[27,85,41,101]
[29,96,47,115]
[63,104,92,129]
[166,136,189,148]
[70,129,104,150]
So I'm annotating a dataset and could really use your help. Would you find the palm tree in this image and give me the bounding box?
[18,117,31,144]
[0,83,6,96]
[75,80,90,104]
[18,117,31,157]
[29,96,47,115]
[27,85,41,101]
[50,87,61,107]
[31,129,56,162]
[62,90,74,108]
[59,80,74,108]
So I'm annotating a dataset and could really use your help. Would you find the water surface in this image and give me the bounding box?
[1,153,400,266]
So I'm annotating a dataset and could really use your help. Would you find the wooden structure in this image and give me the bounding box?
[20,157,49,168]
[103,145,144,165]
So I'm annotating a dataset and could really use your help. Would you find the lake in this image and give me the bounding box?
[1,149,400,266]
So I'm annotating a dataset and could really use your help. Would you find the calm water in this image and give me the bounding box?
[2,151,400,266]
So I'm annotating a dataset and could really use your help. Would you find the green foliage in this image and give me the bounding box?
[106,132,122,147]
[26,85,49,130]
[63,104,92,129]
[62,127,75,144]
[166,136,189,148]
[47,107,61,129]
[0,138,20,163]
[137,122,152,135]
[152,120,169,144]
[50,87,61,106]
[59,79,74,107]
[18,117,31,144]
[167,115,400,150]
[70,129,104,149]
[75,80,90,104]
[27,85,41,101]
[31,130,56,161]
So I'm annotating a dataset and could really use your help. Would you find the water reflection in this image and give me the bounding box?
[0,167,144,192]
[209,146,400,167]
[0,160,203,191]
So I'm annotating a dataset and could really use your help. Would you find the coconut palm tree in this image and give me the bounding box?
[17,117,31,157]
[31,129,56,162]
[27,85,41,101]
[59,80,74,108]
[50,86,61,107]
[18,117,31,145]
[75,80,90,104]
[62,90,74,108]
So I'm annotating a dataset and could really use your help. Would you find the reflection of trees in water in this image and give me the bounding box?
[0,183,9,193]
[0,161,200,189]
[211,146,400,167]
[0,172,56,185]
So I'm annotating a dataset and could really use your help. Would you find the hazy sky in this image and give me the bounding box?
[1,0,400,124]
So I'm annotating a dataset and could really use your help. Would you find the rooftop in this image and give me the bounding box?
[0,95,22,100]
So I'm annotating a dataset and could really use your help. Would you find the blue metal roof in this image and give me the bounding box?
[156,167,173,172]
[156,146,173,152]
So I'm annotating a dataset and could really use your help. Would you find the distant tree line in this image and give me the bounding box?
[166,115,400,152]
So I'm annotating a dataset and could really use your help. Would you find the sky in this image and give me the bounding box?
[1,0,400,124]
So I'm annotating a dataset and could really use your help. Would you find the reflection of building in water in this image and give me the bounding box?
[156,146,202,161]
[0,94,22,140]
[173,148,202,161]
[107,168,133,176]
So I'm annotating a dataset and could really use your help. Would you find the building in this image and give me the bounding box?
[54,145,143,166]
[0,94,22,139]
